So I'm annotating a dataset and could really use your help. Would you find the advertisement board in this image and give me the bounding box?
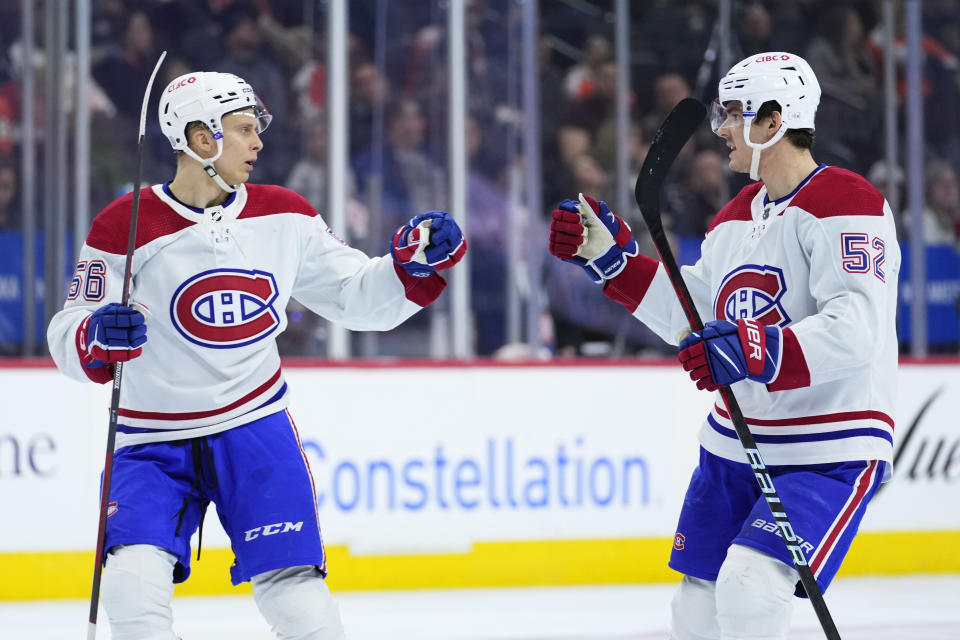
[1,361,957,598]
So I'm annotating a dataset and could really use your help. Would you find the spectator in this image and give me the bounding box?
[349,61,390,156]
[734,3,773,57]
[542,242,668,357]
[805,5,880,172]
[867,160,905,207]
[92,9,157,120]
[352,97,446,241]
[569,154,613,206]
[216,3,288,123]
[867,2,960,165]
[640,71,691,143]
[922,160,960,245]
[867,160,906,241]
[0,159,18,230]
[540,33,571,208]
[665,149,726,238]
[593,119,649,190]
[557,59,626,166]
[466,113,511,356]
[216,1,292,184]
[563,34,612,100]
[285,116,369,241]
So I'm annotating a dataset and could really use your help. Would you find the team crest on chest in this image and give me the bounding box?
[171,268,281,348]
[714,264,790,326]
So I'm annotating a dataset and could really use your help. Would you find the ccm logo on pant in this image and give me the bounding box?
[244,521,303,541]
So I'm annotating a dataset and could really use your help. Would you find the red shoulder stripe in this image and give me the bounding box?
[789,167,885,219]
[86,189,195,255]
[240,184,319,219]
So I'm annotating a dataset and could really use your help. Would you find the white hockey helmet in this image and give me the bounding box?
[711,52,820,179]
[158,71,272,192]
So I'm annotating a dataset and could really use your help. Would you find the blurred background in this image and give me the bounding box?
[0,0,958,362]
[3,2,960,638]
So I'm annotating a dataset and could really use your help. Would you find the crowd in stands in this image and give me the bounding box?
[0,0,959,355]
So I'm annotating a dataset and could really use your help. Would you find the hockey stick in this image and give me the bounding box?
[633,97,841,640]
[86,50,166,640]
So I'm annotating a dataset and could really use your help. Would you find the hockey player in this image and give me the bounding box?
[548,53,899,639]
[47,71,466,640]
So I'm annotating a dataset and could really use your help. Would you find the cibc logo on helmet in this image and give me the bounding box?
[167,76,197,93]
[754,54,790,63]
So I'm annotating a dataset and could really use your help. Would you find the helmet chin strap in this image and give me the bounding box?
[742,118,788,181]
[182,137,237,193]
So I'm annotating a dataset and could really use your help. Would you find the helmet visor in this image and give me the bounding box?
[252,96,273,134]
[223,97,273,135]
[709,98,745,133]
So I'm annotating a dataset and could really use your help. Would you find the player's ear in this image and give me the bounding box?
[766,110,782,134]
[187,125,215,158]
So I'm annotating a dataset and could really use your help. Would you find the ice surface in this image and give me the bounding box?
[0,575,957,640]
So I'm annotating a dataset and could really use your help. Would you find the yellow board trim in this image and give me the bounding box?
[3,531,959,601]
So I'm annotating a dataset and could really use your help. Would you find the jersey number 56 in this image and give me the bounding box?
[68,259,107,301]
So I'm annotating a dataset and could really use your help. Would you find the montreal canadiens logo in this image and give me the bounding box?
[171,269,280,348]
[714,264,790,327]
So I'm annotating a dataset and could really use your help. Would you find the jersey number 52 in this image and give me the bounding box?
[841,233,885,282]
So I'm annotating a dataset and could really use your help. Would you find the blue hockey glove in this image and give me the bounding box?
[391,211,467,278]
[548,193,639,283]
[678,319,782,390]
[80,302,148,368]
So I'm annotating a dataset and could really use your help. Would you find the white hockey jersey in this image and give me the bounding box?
[47,183,446,448]
[604,165,900,470]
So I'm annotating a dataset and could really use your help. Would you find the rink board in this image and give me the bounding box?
[1,360,958,599]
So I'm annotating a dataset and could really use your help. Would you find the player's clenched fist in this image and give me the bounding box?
[79,302,148,368]
[678,318,782,390]
[548,193,639,283]
[391,211,467,278]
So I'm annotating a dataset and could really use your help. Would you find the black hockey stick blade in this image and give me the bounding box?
[634,98,707,330]
[635,97,706,237]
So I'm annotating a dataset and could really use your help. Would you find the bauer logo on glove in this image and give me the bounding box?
[548,193,639,283]
[678,318,782,390]
[391,211,467,278]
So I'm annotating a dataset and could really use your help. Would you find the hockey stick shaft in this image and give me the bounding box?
[86,51,166,640]
[634,98,841,640]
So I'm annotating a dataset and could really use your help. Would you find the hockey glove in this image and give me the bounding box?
[548,193,639,283]
[678,319,782,390]
[80,302,148,368]
[391,211,467,278]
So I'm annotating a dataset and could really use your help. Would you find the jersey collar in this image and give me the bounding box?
[762,163,828,207]
[155,182,247,224]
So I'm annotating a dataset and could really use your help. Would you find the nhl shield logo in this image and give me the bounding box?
[713,264,790,327]
[171,268,281,348]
